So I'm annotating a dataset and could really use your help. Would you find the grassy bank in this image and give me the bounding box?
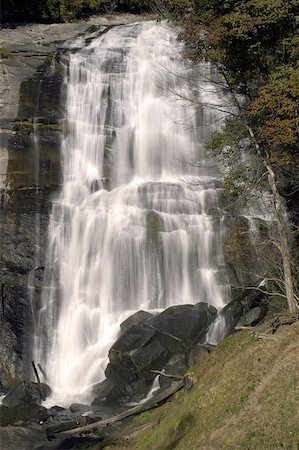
[108,320,299,449]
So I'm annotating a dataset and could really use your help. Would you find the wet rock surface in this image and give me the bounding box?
[237,306,267,327]
[2,381,51,407]
[0,402,50,427]
[145,303,217,353]
[158,353,188,389]
[217,287,268,339]
[0,187,56,386]
[120,310,153,333]
[0,426,48,450]
[101,302,216,404]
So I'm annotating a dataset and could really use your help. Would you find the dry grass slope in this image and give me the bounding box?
[108,320,299,450]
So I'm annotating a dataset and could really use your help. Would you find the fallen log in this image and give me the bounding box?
[54,379,184,438]
[150,370,182,379]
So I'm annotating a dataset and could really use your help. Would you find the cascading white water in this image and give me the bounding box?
[35,22,230,406]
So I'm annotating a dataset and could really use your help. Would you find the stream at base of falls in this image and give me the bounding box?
[33,21,231,407]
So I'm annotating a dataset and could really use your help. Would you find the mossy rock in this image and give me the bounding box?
[146,210,164,236]
[0,47,13,59]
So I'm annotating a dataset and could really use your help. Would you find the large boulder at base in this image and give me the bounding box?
[2,381,51,408]
[69,403,91,415]
[106,339,170,389]
[0,403,49,426]
[109,324,156,368]
[219,289,267,337]
[0,426,47,450]
[237,306,267,327]
[92,379,123,406]
[102,303,218,402]
[118,377,154,404]
[218,299,244,337]
[120,310,153,333]
[145,302,217,353]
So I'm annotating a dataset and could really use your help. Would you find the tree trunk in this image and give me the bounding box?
[246,126,299,313]
[265,161,299,313]
[220,67,299,314]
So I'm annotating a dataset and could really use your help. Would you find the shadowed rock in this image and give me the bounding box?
[145,302,217,353]
[2,381,51,407]
[120,310,153,333]
[237,306,267,327]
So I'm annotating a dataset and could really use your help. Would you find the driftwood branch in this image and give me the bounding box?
[236,314,299,337]
[32,361,46,401]
[251,333,281,341]
[32,361,41,384]
[257,313,299,335]
[54,380,184,438]
[235,326,256,331]
[151,370,182,379]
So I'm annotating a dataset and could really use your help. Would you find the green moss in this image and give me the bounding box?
[146,210,164,236]
[0,363,18,389]
[12,120,66,135]
[45,52,54,64]
[0,47,13,59]
[223,217,255,271]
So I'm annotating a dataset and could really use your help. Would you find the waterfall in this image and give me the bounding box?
[35,22,230,406]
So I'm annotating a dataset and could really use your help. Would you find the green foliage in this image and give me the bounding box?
[170,0,298,90]
[1,0,151,23]
[207,117,257,201]
[250,65,299,151]
[207,117,249,165]
[169,0,299,212]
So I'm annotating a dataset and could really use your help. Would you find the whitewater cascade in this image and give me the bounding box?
[35,22,230,405]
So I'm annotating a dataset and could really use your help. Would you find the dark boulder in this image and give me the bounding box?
[0,403,49,426]
[45,416,89,435]
[106,339,170,389]
[120,310,153,333]
[0,426,47,450]
[158,353,188,389]
[218,299,244,337]
[104,321,171,402]
[119,377,154,404]
[102,303,218,403]
[92,378,115,399]
[2,381,51,407]
[106,324,164,388]
[69,403,91,415]
[108,325,155,368]
[218,288,267,337]
[238,288,267,311]
[92,378,123,406]
[145,302,217,353]
[237,306,267,327]
[49,405,66,416]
